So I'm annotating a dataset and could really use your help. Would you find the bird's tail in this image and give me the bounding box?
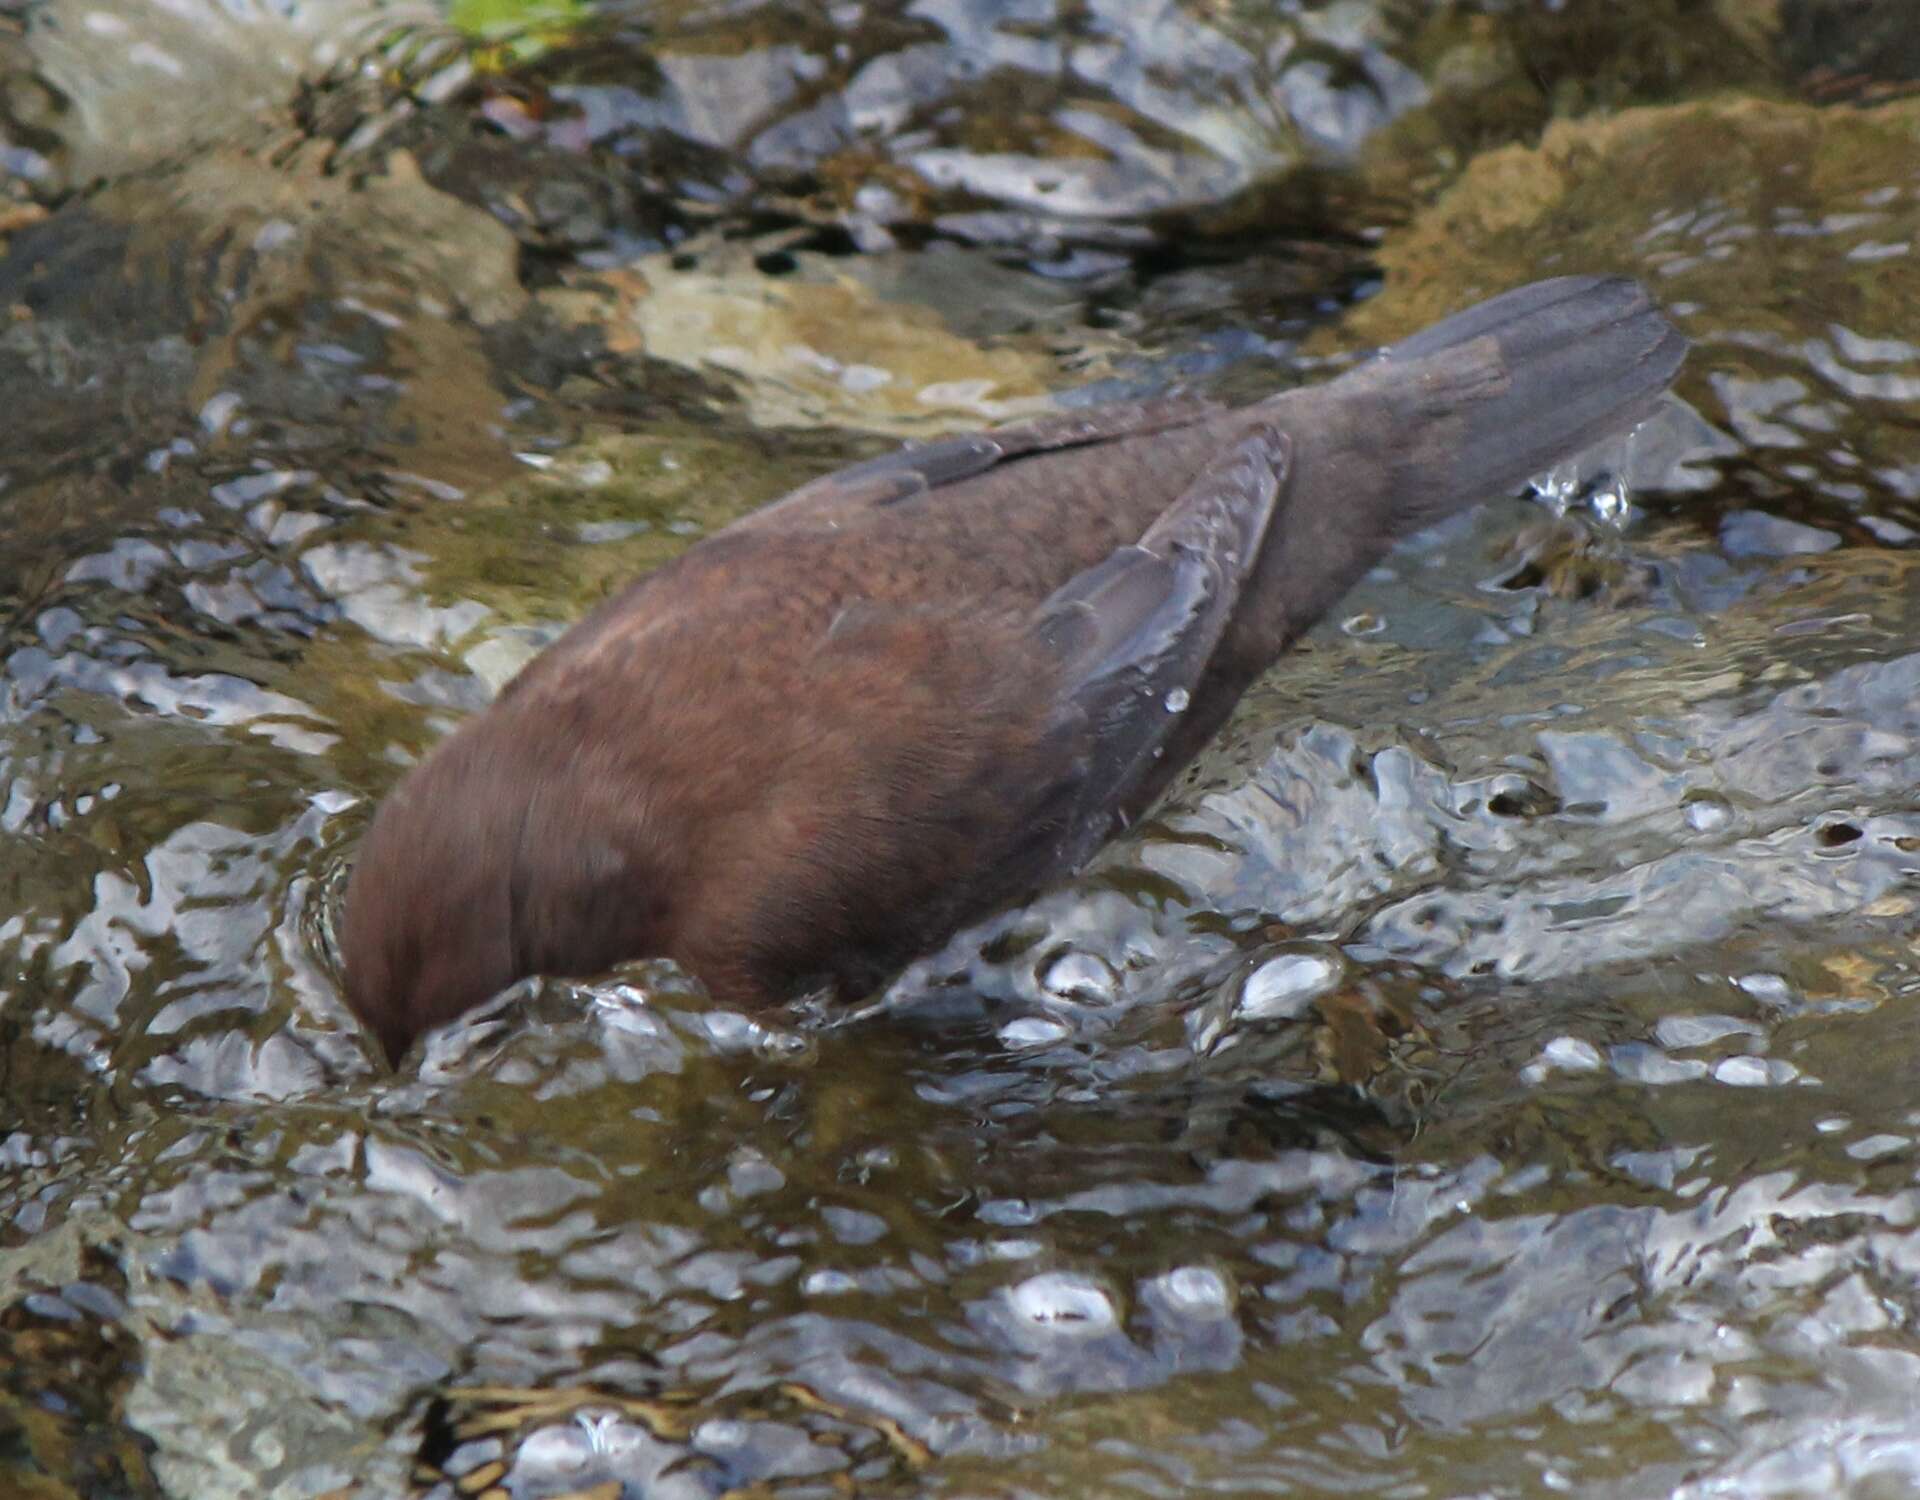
[1237,274,1687,652]
[1371,273,1688,527]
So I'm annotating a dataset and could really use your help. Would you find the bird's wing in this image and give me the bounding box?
[1028,424,1289,872]
[739,395,1223,530]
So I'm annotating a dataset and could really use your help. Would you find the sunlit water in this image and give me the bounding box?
[2,1,1920,1496]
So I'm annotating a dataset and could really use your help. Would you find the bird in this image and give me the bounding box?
[340,275,1686,1067]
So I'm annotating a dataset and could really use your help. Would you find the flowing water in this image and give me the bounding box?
[2,1,1920,1495]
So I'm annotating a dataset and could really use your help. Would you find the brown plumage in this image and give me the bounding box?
[341,276,1686,1066]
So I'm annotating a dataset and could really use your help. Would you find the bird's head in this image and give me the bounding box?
[339,716,673,1067]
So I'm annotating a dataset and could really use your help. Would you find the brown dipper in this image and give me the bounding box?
[341,275,1685,1066]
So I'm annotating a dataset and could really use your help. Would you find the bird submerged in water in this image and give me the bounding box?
[341,275,1686,1067]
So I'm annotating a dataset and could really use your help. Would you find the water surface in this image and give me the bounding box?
[2,1,1920,1495]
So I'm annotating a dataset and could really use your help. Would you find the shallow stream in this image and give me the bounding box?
[3,1,1920,1495]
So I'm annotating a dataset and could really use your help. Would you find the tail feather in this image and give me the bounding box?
[1392,275,1688,509]
[1231,275,1687,661]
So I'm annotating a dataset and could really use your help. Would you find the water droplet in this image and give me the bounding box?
[1040,950,1117,1004]
[998,1015,1070,1049]
[1164,687,1190,713]
[198,390,242,436]
[978,1197,1038,1227]
[1542,1035,1604,1071]
[1530,459,1580,516]
[1844,1134,1908,1161]
[726,1151,785,1197]
[1587,472,1631,527]
[1713,1056,1799,1087]
[1152,1265,1232,1315]
[1007,1272,1116,1331]
[1520,1034,1604,1085]
[1235,951,1341,1022]
[1683,792,1732,832]
[1735,972,1795,1008]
